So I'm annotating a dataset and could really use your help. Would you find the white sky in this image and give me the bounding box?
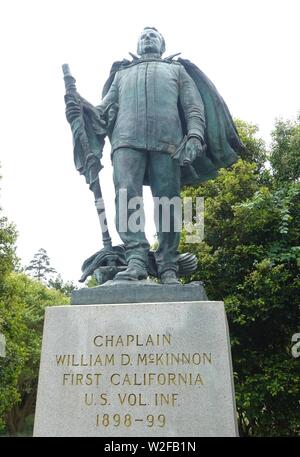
[0,0,299,284]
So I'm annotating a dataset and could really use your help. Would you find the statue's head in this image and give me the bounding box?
[137,27,166,56]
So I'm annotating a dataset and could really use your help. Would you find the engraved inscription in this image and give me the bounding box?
[54,331,214,431]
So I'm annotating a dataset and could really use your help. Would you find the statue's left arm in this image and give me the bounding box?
[178,66,206,165]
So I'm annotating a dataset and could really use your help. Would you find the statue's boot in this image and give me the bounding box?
[114,259,148,281]
[160,269,180,285]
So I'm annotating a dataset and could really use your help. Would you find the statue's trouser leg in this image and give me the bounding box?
[148,151,181,275]
[112,148,150,266]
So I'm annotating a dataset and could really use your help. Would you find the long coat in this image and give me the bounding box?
[97,56,206,156]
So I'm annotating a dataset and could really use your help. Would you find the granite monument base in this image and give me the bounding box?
[34,298,238,437]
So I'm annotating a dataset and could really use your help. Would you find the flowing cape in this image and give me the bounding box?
[177,58,244,186]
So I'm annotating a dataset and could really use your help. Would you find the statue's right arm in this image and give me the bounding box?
[94,72,119,136]
[96,73,119,114]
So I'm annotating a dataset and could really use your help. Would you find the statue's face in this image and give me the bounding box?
[138,29,163,55]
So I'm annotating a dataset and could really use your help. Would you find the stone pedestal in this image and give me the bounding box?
[34,297,238,437]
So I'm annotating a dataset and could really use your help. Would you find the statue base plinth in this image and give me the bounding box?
[71,280,207,305]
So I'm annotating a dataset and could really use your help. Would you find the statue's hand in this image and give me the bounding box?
[182,137,205,166]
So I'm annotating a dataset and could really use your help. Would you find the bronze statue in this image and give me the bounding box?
[63,27,244,284]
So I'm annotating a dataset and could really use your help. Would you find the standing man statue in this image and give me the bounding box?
[64,27,244,284]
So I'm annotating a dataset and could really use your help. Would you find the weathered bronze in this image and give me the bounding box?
[63,27,244,284]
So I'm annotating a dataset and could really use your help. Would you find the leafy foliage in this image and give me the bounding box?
[48,274,77,297]
[86,275,99,288]
[0,215,18,284]
[180,118,300,436]
[0,174,70,435]
[0,273,69,435]
[234,119,266,173]
[270,115,300,183]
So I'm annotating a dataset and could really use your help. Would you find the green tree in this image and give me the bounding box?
[0,201,18,284]
[234,119,266,173]
[0,216,17,281]
[0,170,19,432]
[48,274,77,297]
[0,217,18,432]
[0,171,70,435]
[25,248,56,282]
[180,118,300,436]
[0,273,69,435]
[269,115,300,183]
